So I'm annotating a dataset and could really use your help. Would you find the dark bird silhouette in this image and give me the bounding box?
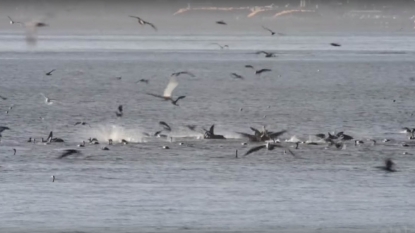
[0,95,7,100]
[0,126,10,133]
[137,79,149,84]
[45,69,55,76]
[255,68,272,75]
[330,43,341,47]
[216,20,227,25]
[171,71,195,77]
[245,65,255,69]
[129,16,157,31]
[147,76,179,101]
[171,96,186,106]
[256,51,276,58]
[57,149,81,159]
[375,158,396,172]
[210,43,229,50]
[74,122,88,126]
[115,76,122,80]
[159,121,172,132]
[262,26,275,35]
[115,105,123,117]
[13,148,16,155]
[230,73,244,80]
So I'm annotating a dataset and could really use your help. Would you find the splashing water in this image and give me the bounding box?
[80,124,146,144]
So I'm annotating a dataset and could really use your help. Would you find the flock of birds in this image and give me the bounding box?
[0,14,402,184]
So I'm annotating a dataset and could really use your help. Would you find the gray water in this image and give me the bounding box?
[1,34,415,233]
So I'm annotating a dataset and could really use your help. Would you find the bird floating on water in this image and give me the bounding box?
[40,93,55,105]
[203,125,226,139]
[375,158,396,172]
[115,105,123,117]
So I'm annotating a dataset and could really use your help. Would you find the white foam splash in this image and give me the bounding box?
[80,124,146,144]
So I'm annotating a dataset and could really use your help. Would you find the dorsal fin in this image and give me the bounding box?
[209,125,215,135]
[47,131,53,142]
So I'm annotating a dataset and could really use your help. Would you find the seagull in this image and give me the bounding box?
[230,73,244,80]
[262,26,276,35]
[115,105,123,117]
[256,51,276,58]
[203,124,226,139]
[255,68,272,75]
[8,16,49,46]
[245,65,255,69]
[375,158,396,172]
[330,43,341,47]
[216,20,227,25]
[0,126,10,134]
[57,149,81,159]
[129,16,157,31]
[0,95,7,100]
[77,141,85,147]
[210,43,229,50]
[40,93,55,105]
[159,121,172,132]
[171,96,186,106]
[45,69,55,76]
[147,76,179,101]
[171,71,195,77]
[74,122,88,126]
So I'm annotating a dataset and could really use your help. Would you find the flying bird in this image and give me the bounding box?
[137,79,149,84]
[216,20,227,25]
[57,149,81,159]
[45,69,55,76]
[74,122,88,126]
[147,76,179,101]
[255,68,272,75]
[230,73,244,79]
[159,121,172,131]
[0,95,7,100]
[186,125,197,131]
[7,16,23,26]
[115,105,123,117]
[171,71,195,77]
[40,93,55,105]
[129,16,157,31]
[262,26,275,35]
[330,43,341,47]
[256,51,276,58]
[171,96,186,106]
[210,43,229,50]
[245,65,255,69]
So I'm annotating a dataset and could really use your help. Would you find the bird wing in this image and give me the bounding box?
[245,65,254,69]
[262,69,272,72]
[262,26,272,32]
[250,127,261,135]
[129,15,141,20]
[255,51,267,55]
[163,76,178,98]
[0,95,7,100]
[269,130,287,139]
[58,149,79,159]
[47,69,55,74]
[145,21,158,31]
[175,96,186,102]
[244,145,266,156]
[231,73,243,79]
[147,93,166,99]
[182,71,195,77]
[237,132,256,141]
[159,121,171,131]
[315,133,325,139]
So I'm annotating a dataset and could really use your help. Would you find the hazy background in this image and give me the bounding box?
[1,0,415,34]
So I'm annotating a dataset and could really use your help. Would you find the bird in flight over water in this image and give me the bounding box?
[45,69,55,76]
[129,16,157,31]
